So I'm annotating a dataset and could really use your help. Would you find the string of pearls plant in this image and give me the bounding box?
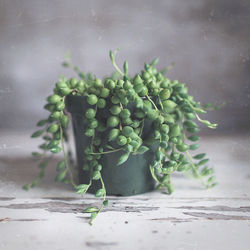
[25,49,218,224]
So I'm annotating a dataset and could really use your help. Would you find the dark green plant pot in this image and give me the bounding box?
[66,95,155,196]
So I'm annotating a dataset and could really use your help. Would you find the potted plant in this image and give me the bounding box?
[25,49,217,225]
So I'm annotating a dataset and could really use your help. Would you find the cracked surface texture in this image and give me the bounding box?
[0,133,250,249]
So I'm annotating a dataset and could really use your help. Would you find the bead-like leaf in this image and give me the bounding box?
[55,170,67,182]
[208,176,216,183]
[84,207,99,213]
[210,182,217,188]
[23,184,31,191]
[176,143,189,152]
[165,183,174,194]
[91,171,101,180]
[95,188,105,197]
[197,158,209,167]
[193,153,206,160]
[50,146,62,154]
[151,58,159,66]
[201,167,214,176]
[76,184,89,190]
[187,127,200,133]
[39,143,47,150]
[61,115,69,128]
[56,160,65,171]
[43,135,51,141]
[123,61,128,75]
[117,152,130,166]
[108,129,120,142]
[90,212,97,220]
[183,120,197,128]
[36,120,48,127]
[135,146,149,154]
[31,179,39,188]
[47,140,60,149]
[76,184,89,194]
[31,152,41,157]
[103,200,109,206]
[106,144,114,150]
[188,135,200,142]
[189,144,199,150]
[31,130,44,138]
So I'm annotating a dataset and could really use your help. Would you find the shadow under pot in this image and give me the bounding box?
[65,94,155,196]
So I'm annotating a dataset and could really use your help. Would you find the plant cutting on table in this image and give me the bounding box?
[25,49,218,225]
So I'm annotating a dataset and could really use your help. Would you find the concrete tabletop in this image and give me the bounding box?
[0,132,250,250]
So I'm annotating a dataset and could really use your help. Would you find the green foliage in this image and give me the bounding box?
[31,130,44,138]
[55,170,67,182]
[84,207,99,213]
[135,146,149,154]
[117,152,130,166]
[27,49,219,225]
[56,160,65,171]
[76,184,90,195]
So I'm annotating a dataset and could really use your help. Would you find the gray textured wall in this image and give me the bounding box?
[0,0,249,133]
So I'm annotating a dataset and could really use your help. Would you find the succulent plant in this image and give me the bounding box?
[26,49,217,224]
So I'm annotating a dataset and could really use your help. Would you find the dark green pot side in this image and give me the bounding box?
[66,95,155,196]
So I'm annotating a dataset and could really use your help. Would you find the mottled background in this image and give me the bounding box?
[0,0,249,134]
